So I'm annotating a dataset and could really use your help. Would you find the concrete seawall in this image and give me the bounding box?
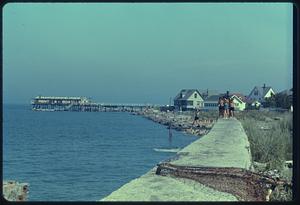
[101,118,252,201]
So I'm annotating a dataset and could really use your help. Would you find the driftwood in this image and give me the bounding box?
[155,162,292,201]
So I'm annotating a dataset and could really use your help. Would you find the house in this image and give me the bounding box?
[199,89,219,100]
[203,93,246,111]
[246,99,261,109]
[247,84,275,106]
[229,94,247,111]
[203,94,222,110]
[173,89,204,111]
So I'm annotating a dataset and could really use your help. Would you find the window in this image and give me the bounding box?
[187,101,193,105]
[254,90,258,95]
[194,93,197,98]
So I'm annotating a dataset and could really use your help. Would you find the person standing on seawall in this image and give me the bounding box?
[218,97,224,118]
[223,98,229,119]
[229,98,235,117]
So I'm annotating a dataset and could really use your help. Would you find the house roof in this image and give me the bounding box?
[199,89,219,99]
[205,94,223,101]
[229,93,247,102]
[279,88,293,96]
[174,89,202,101]
[204,93,246,103]
[250,86,274,98]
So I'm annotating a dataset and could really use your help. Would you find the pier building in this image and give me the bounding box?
[31,96,159,112]
[31,96,91,111]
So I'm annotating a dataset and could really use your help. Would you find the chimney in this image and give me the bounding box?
[263,83,266,88]
[226,91,229,97]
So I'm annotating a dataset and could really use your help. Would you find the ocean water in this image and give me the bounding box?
[3,104,198,201]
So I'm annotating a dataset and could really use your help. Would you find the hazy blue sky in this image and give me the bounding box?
[3,3,293,104]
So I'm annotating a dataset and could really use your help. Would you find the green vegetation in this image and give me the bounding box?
[236,110,293,201]
[236,110,292,169]
[264,92,292,109]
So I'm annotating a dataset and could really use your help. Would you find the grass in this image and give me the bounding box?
[235,110,292,169]
[235,110,293,201]
[163,109,293,200]
[172,109,293,201]
[172,109,293,170]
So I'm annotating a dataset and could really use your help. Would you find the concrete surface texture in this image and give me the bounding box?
[173,118,253,169]
[101,118,252,201]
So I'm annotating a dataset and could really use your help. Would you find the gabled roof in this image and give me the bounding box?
[205,94,223,101]
[229,93,247,103]
[249,86,274,98]
[230,95,244,103]
[174,89,203,101]
[199,89,219,99]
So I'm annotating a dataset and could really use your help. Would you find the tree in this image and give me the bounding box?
[275,93,291,109]
[264,93,292,109]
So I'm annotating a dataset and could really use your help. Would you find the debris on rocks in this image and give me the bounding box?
[3,181,29,201]
[134,109,216,137]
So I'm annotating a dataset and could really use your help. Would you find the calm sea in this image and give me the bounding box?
[3,104,198,201]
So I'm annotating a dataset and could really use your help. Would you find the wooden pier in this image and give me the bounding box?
[31,96,160,112]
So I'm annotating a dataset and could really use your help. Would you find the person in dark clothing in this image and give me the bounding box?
[192,109,200,126]
[229,98,235,117]
[224,98,229,119]
[218,97,224,118]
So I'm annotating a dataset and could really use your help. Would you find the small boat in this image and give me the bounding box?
[153,147,181,153]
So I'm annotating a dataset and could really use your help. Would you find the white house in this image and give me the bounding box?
[247,84,275,105]
[174,89,204,111]
[230,94,247,111]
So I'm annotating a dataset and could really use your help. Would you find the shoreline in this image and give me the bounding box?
[132,108,217,137]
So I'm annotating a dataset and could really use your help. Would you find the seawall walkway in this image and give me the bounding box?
[101,118,252,201]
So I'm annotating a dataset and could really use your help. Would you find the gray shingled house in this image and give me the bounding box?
[173,89,204,111]
[247,84,275,106]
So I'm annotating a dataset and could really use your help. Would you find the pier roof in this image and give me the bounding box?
[34,96,87,100]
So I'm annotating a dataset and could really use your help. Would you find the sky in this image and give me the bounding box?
[3,3,293,104]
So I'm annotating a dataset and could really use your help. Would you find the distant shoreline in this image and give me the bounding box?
[132,108,217,137]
